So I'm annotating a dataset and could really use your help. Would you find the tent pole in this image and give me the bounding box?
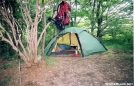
[69,32,71,45]
[15,26,22,86]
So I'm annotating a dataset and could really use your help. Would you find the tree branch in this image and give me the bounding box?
[37,22,51,46]
[18,0,33,24]
[34,0,53,24]
[2,36,17,51]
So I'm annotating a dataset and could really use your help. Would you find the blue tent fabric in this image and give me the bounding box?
[57,44,70,50]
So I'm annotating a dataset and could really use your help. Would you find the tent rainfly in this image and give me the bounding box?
[44,27,107,57]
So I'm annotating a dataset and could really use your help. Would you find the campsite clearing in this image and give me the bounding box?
[0,49,133,86]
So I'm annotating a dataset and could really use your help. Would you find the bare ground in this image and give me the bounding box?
[0,50,133,86]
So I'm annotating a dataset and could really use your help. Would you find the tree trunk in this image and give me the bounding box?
[74,0,77,26]
[96,1,103,41]
[30,24,38,64]
[42,0,46,56]
[91,0,96,34]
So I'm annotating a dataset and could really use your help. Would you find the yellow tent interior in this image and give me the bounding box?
[52,32,80,52]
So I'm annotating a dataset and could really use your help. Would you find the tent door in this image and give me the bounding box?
[75,33,84,57]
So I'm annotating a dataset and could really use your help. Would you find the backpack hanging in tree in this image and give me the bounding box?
[48,1,71,30]
[56,1,71,25]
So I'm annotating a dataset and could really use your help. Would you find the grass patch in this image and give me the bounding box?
[0,76,12,86]
[0,59,18,70]
[86,72,95,77]
[44,56,58,66]
[0,63,9,69]
[100,42,133,67]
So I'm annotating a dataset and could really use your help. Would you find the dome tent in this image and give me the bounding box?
[44,27,107,57]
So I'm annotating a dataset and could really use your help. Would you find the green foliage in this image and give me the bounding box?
[0,41,17,60]
[5,0,22,19]
[102,31,133,52]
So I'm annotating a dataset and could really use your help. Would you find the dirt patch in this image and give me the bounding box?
[0,52,133,86]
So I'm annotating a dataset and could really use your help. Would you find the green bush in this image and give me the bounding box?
[0,41,17,60]
[102,38,132,53]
